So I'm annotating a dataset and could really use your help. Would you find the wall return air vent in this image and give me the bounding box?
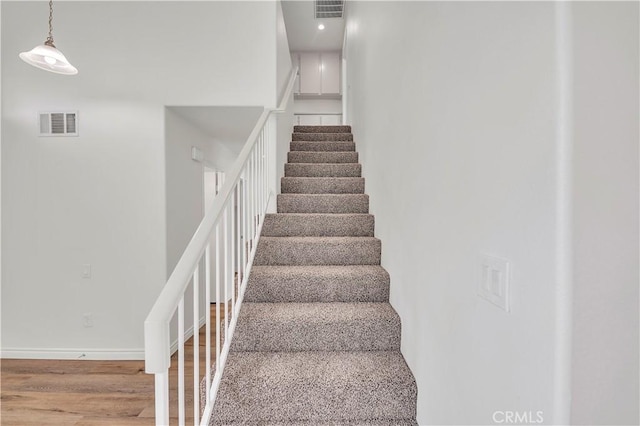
[315,0,344,19]
[39,111,78,136]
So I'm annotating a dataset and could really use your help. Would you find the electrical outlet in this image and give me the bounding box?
[478,254,510,312]
[82,264,91,279]
[83,313,94,328]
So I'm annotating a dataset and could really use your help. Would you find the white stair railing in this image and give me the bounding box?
[145,67,297,426]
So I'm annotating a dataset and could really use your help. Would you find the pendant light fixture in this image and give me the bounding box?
[19,0,78,75]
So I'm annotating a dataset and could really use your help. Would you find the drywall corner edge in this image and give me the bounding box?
[553,1,574,424]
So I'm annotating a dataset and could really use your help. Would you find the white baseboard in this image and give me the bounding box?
[1,316,210,361]
[1,348,145,360]
[169,315,208,355]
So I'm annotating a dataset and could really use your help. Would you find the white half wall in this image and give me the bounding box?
[571,3,639,425]
[293,99,342,115]
[1,1,278,358]
[165,108,212,278]
[345,2,561,424]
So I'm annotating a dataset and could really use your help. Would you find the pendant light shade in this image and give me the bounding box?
[20,42,78,75]
[20,0,78,75]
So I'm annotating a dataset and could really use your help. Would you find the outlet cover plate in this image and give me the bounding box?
[478,254,510,312]
[82,264,91,279]
[83,313,94,328]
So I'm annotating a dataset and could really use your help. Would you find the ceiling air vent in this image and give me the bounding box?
[39,112,78,136]
[315,0,344,19]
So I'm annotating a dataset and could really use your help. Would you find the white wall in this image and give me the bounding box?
[1,1,278,359]
[345,2,639,424]
[571,3,639,424]
[274,0,293,200]
[345,2,562,424]
[276,0,293,104]
[165,109,211,278]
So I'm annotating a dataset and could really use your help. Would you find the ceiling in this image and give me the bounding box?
[282,0,346,51]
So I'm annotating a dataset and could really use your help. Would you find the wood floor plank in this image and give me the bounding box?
[1,373,153,394]
[0,360,145,376]
[73,416,155,425]
[0,408,84,425]
[1,391,151,417]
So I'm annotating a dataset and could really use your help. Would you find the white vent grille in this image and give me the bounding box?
[39,112,78,136]
[315,0,344,19]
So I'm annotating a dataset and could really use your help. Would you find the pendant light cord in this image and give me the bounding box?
[45,0,55,47]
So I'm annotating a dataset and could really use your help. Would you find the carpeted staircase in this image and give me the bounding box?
[211,125,418,425]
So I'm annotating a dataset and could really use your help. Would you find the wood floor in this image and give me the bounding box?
[1,305,228,425]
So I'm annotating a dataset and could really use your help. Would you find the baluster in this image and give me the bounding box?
[254,146,259,231]
[242,172,248,283]
[231,187,236,315]
[178,296,185,426]
[215,224,221,374]
[238,182,243,290]
[223,205,229,342]
[192,266,200,425]
[155,372,169,426]
[258,133,263,213]
[262,125,267,210]
[205,244,211,405]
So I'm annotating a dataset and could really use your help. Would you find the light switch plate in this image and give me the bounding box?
[478,254,510,312]
[83,313,94,328]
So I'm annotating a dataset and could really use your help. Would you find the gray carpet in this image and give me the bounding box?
[211,125,417,425]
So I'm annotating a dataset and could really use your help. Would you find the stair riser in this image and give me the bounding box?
[288,151,359,164]
[262,214,374,237]
[285,163,362,178]
[281,177,365,194]
[290,141,355,152]
[231,303,401,352]
[244,266,390,303]
[294,125,352,133]
[292,133,353,141]
[277,194,369,214]
[254,238,381,266]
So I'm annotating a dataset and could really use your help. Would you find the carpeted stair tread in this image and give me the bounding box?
[244,265,390,303]
[292,132,353,141]
[290,141,355,152]
[254,237,381,266]
[288,151,358,164]
[285,163,361,177]
[294,125,352,133]
[211,351,417,423]
[281,177,365,194]
[262,213,374,237]
[212,421,417,425]
[277,194,369,214]
[231,302,400,352]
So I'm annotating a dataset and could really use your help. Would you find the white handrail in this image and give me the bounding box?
[144,66,298,426]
